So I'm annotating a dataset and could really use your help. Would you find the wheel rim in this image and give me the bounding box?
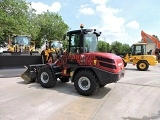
[139,63,146,69]
[40,72,49,83]
[78,77,91,90]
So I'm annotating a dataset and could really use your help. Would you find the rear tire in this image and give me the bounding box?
[38,67,57,88]
[136,61,149,71]
[74,70,100,96]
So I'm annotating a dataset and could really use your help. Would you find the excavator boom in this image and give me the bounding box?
[141,30,160,48]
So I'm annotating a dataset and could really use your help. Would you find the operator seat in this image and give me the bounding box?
[147,50,152,55]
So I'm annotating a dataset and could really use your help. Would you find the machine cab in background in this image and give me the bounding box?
[131,43,147,55]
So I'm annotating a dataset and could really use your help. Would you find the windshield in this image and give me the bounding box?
[131,44,146,55]
[51,41,62,48]
[14,36,31,45]
[84,33,98,52]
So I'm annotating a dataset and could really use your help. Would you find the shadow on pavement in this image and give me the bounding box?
[125,67,151,71]
[17,80,112,99]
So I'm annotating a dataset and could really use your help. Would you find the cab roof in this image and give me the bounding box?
[132,42,147,45]
[67,29,94,35]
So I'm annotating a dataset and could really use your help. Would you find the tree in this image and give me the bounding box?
[0,0,32,40]
[97,41,110,52]
[121,44,131,55]
[34,11,69,48]
[110,41,131,55]
[0,0,69,48]
[110,41,123,55]
[62,40,68,50]
[27,4,41,40]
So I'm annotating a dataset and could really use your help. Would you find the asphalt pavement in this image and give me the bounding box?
[0,64,160,120]
[0,68,26,78]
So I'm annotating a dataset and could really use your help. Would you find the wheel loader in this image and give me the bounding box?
[0,34,42,68]
[122,43,158,71]
[4,34,38,55]
[21,24,125,96]
[40,40,63,64]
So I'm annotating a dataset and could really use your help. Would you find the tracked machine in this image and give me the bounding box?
[21,25,125,96]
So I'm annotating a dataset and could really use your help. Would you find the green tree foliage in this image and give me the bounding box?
[110,41,131,55]
[97,41,110,52]
[27,5,40,40]
[0,0,30,40]
[62,40,68,50]
[0,0,69,48]
[121,44,131,55]
[37,11,68,41]
[110,41,123,55]
[34,11,69,48]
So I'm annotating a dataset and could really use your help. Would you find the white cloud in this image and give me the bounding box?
[95,4,126,37]
[89,1,138,45]
[79,7,95,15]
[79,4,95,15]
[31,2,61,14]
[126,20,139,29]
[80,4,89,8]
[91,0,108,5]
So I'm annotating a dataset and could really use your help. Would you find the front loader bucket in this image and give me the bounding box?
[21,67,34,84]
[0,55,42,69]
[21,64,45,84]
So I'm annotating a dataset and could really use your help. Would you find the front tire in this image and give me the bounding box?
[38,67,57,88]
[136,61,149,71]
[74,70,100,96]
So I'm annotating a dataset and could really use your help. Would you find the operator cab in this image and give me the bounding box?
[131,43,147,55]
[67,24,101,54]
[13,35,31,46]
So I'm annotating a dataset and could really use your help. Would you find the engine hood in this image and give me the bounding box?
[82,52,121,59]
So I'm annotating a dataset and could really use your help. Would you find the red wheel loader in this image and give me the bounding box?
[21,25,125,96]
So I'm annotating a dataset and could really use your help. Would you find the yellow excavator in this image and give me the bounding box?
[122,42,158,71]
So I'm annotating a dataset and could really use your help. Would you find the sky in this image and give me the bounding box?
[26,0,160,45]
